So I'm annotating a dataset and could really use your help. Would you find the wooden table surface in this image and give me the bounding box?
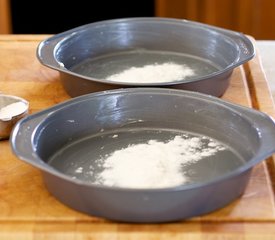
[1,35,275,239]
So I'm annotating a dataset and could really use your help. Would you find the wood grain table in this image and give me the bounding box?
[1,35,275,239]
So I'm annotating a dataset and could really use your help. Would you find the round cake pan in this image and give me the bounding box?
[37,17,255,97]
[10,88,275,223]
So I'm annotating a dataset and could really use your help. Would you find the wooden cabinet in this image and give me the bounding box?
[1,0,275,38]
[0,0,11,34]
[1,0,154,34]
[155,0,275,39]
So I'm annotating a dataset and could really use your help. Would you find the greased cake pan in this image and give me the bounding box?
[11,88,275,223]
[37,17,255,97]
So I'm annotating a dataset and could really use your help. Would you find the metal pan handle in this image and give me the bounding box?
[36,34,68,70]
[223,101,275,161]
[229,33,256,64]
[214,28,256,65]
[187,19,255,65]
[10,111,52,171]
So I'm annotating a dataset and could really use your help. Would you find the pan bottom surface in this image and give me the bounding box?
[70,50,221,84]
[47,128,245,188]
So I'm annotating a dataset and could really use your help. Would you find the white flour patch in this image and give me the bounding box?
[75,167,83,173]
[94,135,226,189]
[0,101,28,120]
[106,62,195,83]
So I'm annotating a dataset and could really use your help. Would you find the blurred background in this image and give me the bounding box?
[0,0,275,39]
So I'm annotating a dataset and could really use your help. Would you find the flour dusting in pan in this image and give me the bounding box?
[48,129,244,188]
[94,135,226,188]
[106,62,195,83]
